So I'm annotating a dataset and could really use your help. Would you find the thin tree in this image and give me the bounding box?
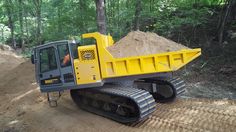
[133,0,142,31]
[33,0,42,45]
[79,0,86,33]
[95,0,107,34]
[218,0,234,44]
[18,0,25,50]
[5,0,16,48]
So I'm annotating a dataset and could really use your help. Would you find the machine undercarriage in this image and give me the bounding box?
[70,77,186,123]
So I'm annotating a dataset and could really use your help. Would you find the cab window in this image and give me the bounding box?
[58,44,71,67]
[39,47,57,73]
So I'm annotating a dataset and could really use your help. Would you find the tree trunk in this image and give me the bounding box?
[18,0,25,50]
[149,0,153,11]
[1,25,5,42]
[134,0,142,30]
[95,0,107,34]
[105,0,109,30]
[24,16,29,46]
[5,0,16,48]
[218,0,233,44]
[57,7,62,34]
[79,0,85,33]
[34,0,42,45]
[230,0,236,20]
[37,0,42,45]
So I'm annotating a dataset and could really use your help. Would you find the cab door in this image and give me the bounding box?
[36,42,76,92]
[56,42,75,86]
[37,45,62,88]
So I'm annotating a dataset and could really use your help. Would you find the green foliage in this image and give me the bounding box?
[0,23,11,43]
[232,22,236,28]
[21,48,32,58]
[0,0,226,47]
[154,6,212,35]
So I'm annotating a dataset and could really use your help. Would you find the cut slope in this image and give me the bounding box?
[0,54,24,78]
[107,31,188,58]
[0,60,35,95]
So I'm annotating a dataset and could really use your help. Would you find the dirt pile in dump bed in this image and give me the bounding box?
[107,31,189,58]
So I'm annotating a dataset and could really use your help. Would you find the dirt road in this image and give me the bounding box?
[1,89,236,132]
[1,53,236,132]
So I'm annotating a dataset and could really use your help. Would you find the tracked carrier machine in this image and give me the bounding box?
[31,32,201,123]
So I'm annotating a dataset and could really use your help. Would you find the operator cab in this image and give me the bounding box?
[31,40,80,92]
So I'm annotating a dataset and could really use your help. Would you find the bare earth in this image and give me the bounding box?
[107,31,188,58]
[1,50,236,132]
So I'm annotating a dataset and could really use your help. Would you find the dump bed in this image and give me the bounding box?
[82,32,201,79]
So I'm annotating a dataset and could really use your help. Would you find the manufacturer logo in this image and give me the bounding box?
[83,52,92,59]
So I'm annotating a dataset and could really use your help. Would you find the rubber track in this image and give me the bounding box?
[151,77,186,103]
[168,77,186,95]
[75,87,156,123]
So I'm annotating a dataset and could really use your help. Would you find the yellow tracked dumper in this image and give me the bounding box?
[31,32,201,123]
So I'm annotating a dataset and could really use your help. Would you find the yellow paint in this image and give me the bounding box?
[82,32,201,77]
[74,32,201,85]
[45,78,58,84]
[74,45,101,85]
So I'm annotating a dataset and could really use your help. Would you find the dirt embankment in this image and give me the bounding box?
[0,45,24,78]
[0,45,33,96]
[0,60,35,95]
[107,31,188,58]
[0,49,37,119]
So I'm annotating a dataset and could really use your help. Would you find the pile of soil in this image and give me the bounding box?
[107,31,189,58]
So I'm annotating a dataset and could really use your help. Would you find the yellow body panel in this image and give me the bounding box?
[104,48,201,77]
[81,32,201,80]
[73,45,101,85]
